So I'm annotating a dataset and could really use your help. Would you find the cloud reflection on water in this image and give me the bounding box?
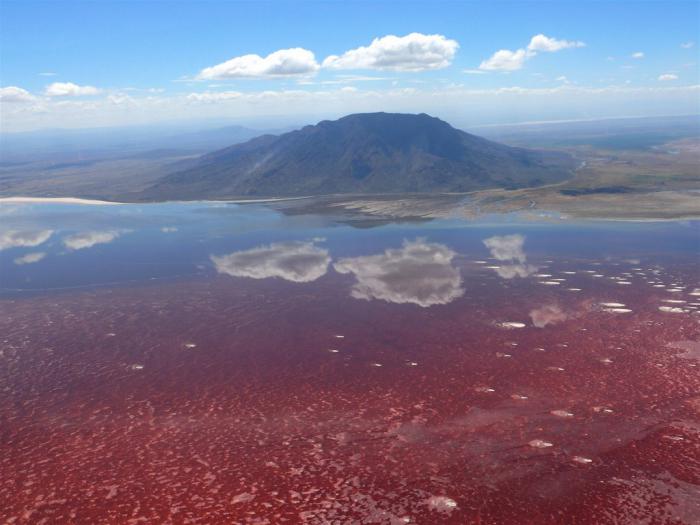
[211,240,331,283]
[13,252,46,265]
[63,230,123,250]
[334,238,464,307]
[529,304,570,327]
[0,230,53,250]
[482,234,537,279]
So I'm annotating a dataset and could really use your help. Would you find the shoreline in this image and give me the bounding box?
[0,194,697,222]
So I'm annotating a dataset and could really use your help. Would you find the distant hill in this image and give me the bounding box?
[139,112,576,199]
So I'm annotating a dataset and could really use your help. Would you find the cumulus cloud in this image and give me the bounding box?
[323,33,459,72]
[0,86,35,103]
[211,240,330,283]
[479,34,584,71]
[479,49,529,72]
[14,252,46,265]
[63,230,121,250]
[198,48,320,79]
[0,230,53,250]
[658,73,679,81]
[631,52,645,59]
[482,234,537,279]
[45,82,101,97]
[527,34,585,53]
[333,238,463,307]
[529,304,569,327]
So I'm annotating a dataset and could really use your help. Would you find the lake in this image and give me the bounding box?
[1,200,699,523]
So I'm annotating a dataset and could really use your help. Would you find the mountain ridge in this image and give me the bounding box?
[139,112,575,199]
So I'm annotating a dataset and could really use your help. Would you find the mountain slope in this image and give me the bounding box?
[141,112,575,199]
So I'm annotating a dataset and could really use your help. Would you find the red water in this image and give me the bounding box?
[2,259,699,524]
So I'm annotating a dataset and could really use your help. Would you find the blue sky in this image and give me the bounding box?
[1,0,698,131]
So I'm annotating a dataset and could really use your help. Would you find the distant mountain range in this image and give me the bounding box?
[139,112,575,199]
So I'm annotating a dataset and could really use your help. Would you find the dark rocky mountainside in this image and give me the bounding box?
[140,112,575,199]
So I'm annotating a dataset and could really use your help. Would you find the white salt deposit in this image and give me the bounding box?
[529,439,553,448]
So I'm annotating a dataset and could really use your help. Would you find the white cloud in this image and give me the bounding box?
[479,49,529,71]
[198,48,320,79]
[681,41,695,49]
[658,73,679,81]
[333,238,463,307]
[63,230,121,250]
[0,230,53,250]
[323,33,458,72]
[527,34,585,52]
[479,34,584,72]
[0,86,35,103]
[14,252,46,265]
[45,82,101,97]
[186,91,243,102]
[211,241,330,283]
[631,52,645,59]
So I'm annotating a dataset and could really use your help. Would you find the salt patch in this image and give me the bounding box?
[572,456,593,464]
[551,410,573,417]
[497,322,526,329]
[602,308,632,313]
[659,306,686,313]
[529,439,553,448]
[426,496,458,512]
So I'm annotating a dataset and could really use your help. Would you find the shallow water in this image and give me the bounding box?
[1,201,699,523]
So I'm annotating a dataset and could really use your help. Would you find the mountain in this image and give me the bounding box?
[140,112,575,199]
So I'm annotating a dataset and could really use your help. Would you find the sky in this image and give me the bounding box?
[1,0,698,132]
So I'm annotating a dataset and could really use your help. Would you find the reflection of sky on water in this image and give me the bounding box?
[0,229,53,250]
[483,234,537,279]
[212,241,330,283]
[0,201,697,295]
[334,239,463,307]
[63,230,124,250]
